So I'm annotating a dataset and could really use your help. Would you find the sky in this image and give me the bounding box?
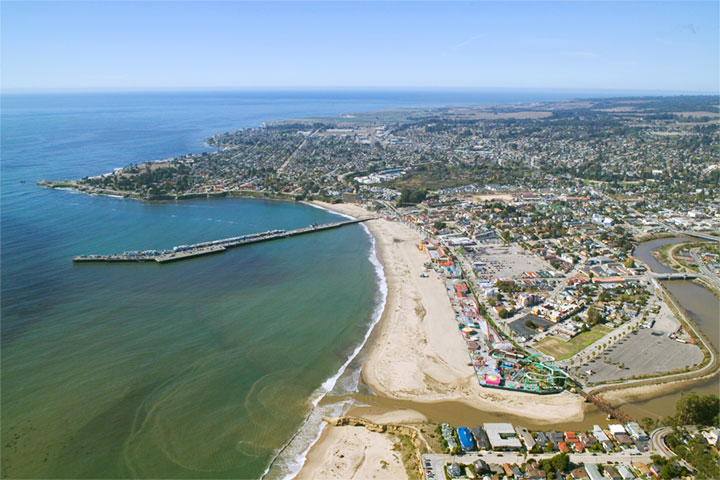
[1,1,718,93]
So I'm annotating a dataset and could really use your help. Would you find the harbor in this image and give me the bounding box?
[73,218,372,264]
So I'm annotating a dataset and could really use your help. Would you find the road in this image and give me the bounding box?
[277,130,314,174]
[651,427,695,472]
[691,248,720,288]
[422,450,654,479]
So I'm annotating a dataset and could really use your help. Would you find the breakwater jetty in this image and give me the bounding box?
[73,218,373,264]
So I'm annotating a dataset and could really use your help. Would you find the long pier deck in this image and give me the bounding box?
[73,218,372,264]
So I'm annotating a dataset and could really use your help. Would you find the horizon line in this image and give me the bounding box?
[2,86,718,96]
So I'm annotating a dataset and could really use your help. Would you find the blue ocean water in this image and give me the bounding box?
[1,89,621,479]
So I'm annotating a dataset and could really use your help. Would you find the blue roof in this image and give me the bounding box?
[457,427,475,451]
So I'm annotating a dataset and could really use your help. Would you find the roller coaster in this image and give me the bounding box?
[480,350,568,394]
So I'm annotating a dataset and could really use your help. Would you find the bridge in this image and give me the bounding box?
[564,377,634,424]
[650,272,698,280]
[675,230,720,242]
[73,218,373,264]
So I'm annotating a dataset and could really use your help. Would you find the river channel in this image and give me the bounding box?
[616,236,720,420]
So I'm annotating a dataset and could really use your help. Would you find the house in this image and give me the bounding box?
[558,441,570,452]
[457,427,476,452]
[571,466,590,480]
[547,430,564,445]
[535,431,549,448]
[614,434,633,446]
[616,465,636,480]
[513,465,524,478]
[579,432,598,448]
[585,464,604,480]
[702,427,720,446]
[503,463,514,477]
[526,463,547,480]
[632,462,651,477]
[515,426,536,451]
[447,462,463,477]
[471,426,491,450]
[625,422,649,441]
[473,459,490,475]
[603,466,622,480]
[608,424,627,437]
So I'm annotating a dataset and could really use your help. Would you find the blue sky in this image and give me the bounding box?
[1,1,718,92]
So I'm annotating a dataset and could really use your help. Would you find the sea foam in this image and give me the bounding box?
[262,204,387,480]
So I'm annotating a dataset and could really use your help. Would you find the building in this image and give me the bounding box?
[616,465,636,480]
[534,431,549,449]
[457,427,476,452]
[603,466,622,480]
[484,423,522,450]
[584,464,604,480]
[625,422,649,441]
[471,426,491,450]
[547,430,564,445]
[473,459,489,475]
[515,426,536,451]
[571,466,589,480]
[342,192,359,203]
[447,462,462,477]
[526,463,547,480]
[632,462,651,477]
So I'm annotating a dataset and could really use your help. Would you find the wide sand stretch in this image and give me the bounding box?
[313,201,585,421]
[294,424,407,480]
[295,201,586,480]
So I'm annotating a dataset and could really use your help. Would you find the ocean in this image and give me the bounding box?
[1,89,625,479]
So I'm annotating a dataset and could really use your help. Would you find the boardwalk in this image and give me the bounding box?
[74,218,372,264]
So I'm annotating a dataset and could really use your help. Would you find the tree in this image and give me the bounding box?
[550,452,570,472]
[433,221,446,230]
[674,392,720,427]
[659,462,682,479]
[624,257,636,268]
[500,229,512,246]
[587,305,603,326]
[399,188,427,205]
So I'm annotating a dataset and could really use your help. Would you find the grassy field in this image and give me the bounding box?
[535,325,612,361]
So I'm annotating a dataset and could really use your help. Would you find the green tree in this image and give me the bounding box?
[550,452,570,472]
[674,393,720,427]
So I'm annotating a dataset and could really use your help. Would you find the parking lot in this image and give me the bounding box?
[584,328,704,384]
[468,244,557,281]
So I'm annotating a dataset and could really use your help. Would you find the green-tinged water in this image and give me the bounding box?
[1,198,380,479]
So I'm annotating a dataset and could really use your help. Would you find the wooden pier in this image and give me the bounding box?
[73,218,372,264]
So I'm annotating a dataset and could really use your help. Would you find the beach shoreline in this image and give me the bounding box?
[291,201,717,479]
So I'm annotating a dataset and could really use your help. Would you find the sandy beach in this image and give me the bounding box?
[295,423,408,480]
[312,201,586,421]
[295,201,715,479]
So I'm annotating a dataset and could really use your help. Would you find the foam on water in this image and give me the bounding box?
[262,210,388,480]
